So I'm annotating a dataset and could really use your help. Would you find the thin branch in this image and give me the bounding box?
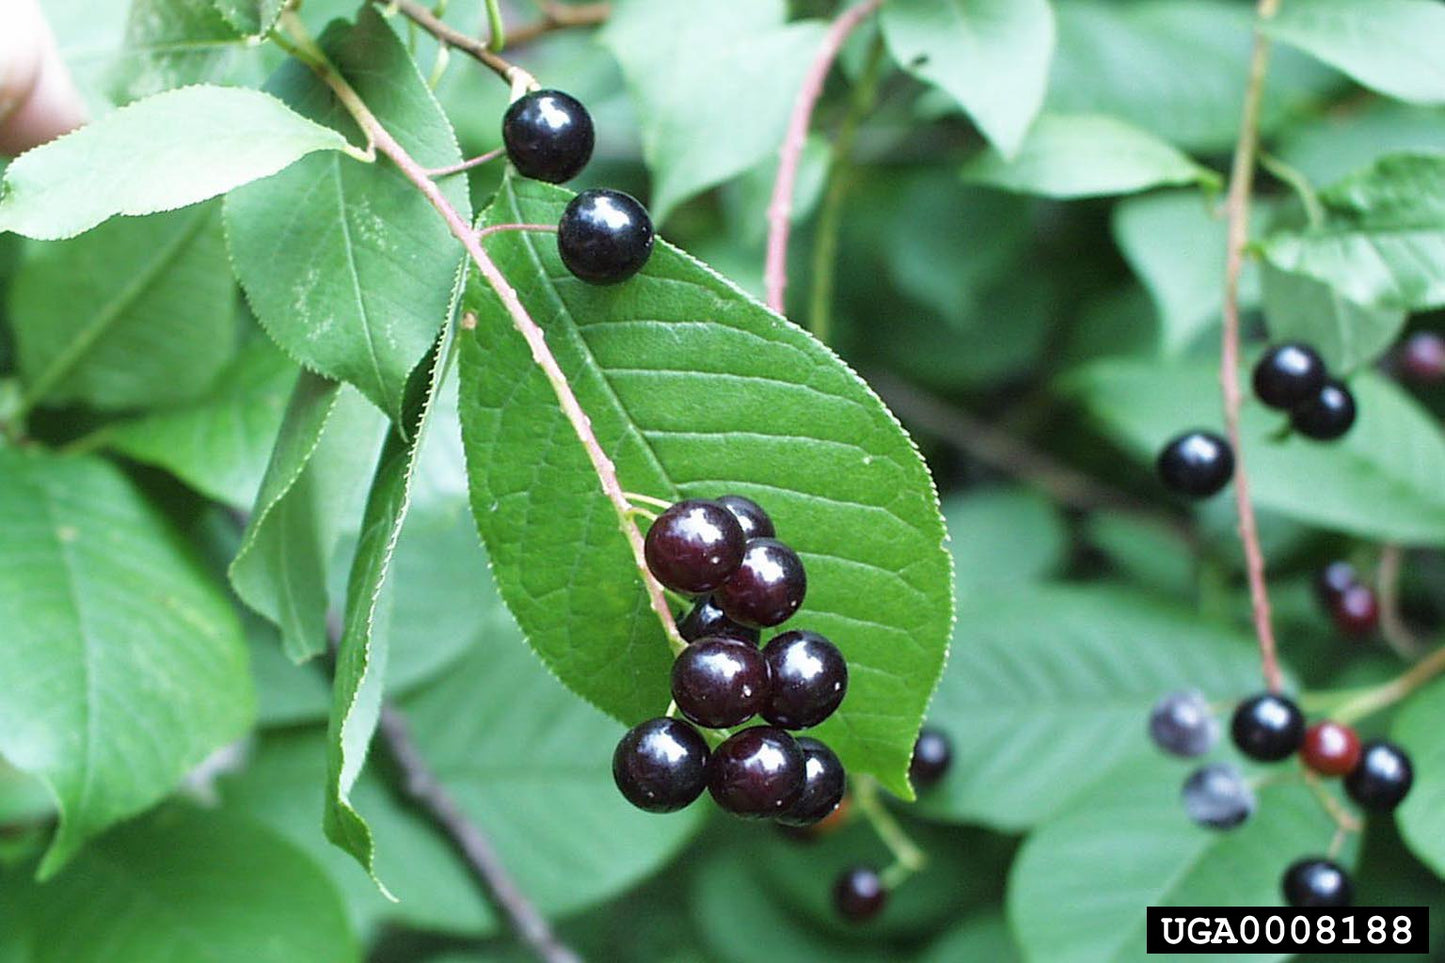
[853,776,926,882]
[507,2,611,46]
[280,13,687,659]
[1333,643,1445,725]
[1301,769,1362,835]
[422,146,505,179]
[1376,544,1424,659]
[765,0,884,315]
[371,0,536,88]
[1219,0,1284,693]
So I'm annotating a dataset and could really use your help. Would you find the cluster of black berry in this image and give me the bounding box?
[1157,342,1357,499]
[1151,689,1413,906]
[501,89,656,285]
[1316,560,1379,638]
[613,496,851,829]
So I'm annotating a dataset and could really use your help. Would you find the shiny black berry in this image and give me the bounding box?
[716,494,775,540]
[501,89,594,184]
[644,499,745,595]
[1148,690,1219,758]
[777,737,846,827]
[909,727,952,790]
[761,630,846,729]
[1282,858,1352,908]
[715,538,807,628]
[1344,740,1414,812]
[833,866,887,922]
[1314,560,1358,606]
[612,717,709,813]
[1230,692,1305,762]
[1291,379,1356,441]
[557,188,654,285]
[1400,331,1445,383]
[1181,763,1255,830]
[670,635,770,729]
[708,726,805,818]
[1253,342,1327,410]
[1157,430,1234,498]
[677,595,760,645]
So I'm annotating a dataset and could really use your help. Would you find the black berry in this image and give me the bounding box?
[833,866,887,922]
[644,499,745,595]
[501,89,594,184]
[557,188,655,285]
[1282,858,1353,908]
[670,635,770,729]
[1181,763,1255,830]
[1291,379,1356,441]
[1344,740,1413,812]
[715,538,807,628]
[612,717,709,813]
[777,737,846,827]
[1230,692,1305,762]
[1253,342,1327,410]
[760,630,846,729]
[716,494,775,540]
[909,727,952,789]
[1399,331,1445,383]
[1148,689,1219,758]
[1314,560,1358,607]
[678,595,760,645]
[708,726,805,818]
[1157,430,1234,499]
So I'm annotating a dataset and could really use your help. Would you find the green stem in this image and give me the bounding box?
[1259,152,1325,228]
[484,0,506,51]
[853,776,926,875]
[1332,644,1445,725]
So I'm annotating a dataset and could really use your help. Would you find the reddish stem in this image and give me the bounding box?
[423,146,505,178]
[764,0,883,315]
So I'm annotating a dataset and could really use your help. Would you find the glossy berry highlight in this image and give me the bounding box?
[612,717,709,813]
[670,635,770,729]
[1314,560,1358,607]
[1148,689,1219,759]
[1181,763,1255,830]
[708,726,806,818]
[1157,430,1234,499]
[761,630,846,729]
[1291,379,1357,441]
[909,727,953,790]
[1344,740,1414,812]
[1399,331,1445,383]
[1282,858,1352,908]
[1253,342,1327,410]
[644,499,745,595]
[716,494,775,540]
[1331,583,1379,637]
[715,538,807,628]
[1300,721,1361,778]
[677,595,760,645]
[501,89,594,184]
[557,188,655,285]
[1230,692,1305,762]
[833,866,887,923]
[777,737,846,827]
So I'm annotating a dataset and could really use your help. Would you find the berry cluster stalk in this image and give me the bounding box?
[1220,0,1284,693]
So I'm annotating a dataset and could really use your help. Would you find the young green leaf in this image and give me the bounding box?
[882,0,1056,159]
[1393,679,1445,878]
[1264,0,1445,106]
[1261,262,1408,373]
[459,176,952,798]
[0,449,252,877]
[0,85,350,240]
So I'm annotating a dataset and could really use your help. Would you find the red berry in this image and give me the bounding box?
[1314,561,1358,607]
[1399,332,1445,383]
[1331,583,1379,637]
[1300,721,1361,777]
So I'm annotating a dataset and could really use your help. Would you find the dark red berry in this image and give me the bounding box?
[1300,721,1361,777]
[1314,560,1358,607]
[1399,331,1445,383]
[1253,342,1327,410]
[1291,379,1356,441]
[677,595,760,645]
[777,737,846,827]
[501,89,594,184]
[644,499,745,595]
[1157,430,1234,498]
[1344,740,1413,812]
[716,494,775,540]
[707,726,805,818]
[833,866,887,922]
[910,727,952,790]
[1230,692,1305,762]
[760,630,846,729]
[714,538,807,628]
[557,188,655,285]
[1331,583,1379,637]
[612,717,709,813]
[670,636,770,729]
[1282,858,1352,907]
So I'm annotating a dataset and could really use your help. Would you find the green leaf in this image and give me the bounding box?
[922,913,1022,963]
[226,8,469,421]
[881,0,1056,158]
[944,488,1066,589]
[1262,153,1445,311]
[0,85,350,240]
[1275,101,1445,186]
[961,114,1218,199]
[9,204,236,412]
[114,0,253,104]
[102,338,299,507]
[8,806,358,963]
[210,0,286,37]
[1261,262,1408,373]
[229,375,387,662]
[0,449,252,876]
[601,0,827,222]
[1068,359,1445,544]
[459,176,952,797]
[1008,757,1354,963]
[1264,0,1445,106]
[915,586,1269,829]
[1393,679,1445,878]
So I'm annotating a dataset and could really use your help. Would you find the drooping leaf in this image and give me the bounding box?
[459,176,952,797]
[881,0,1056,158]
[601,0,827,222]
[0,85,349,240]
[1264,0,1445,106]
[9,204,236,412]
[0,449,252,876]
[1260,262,1408,373]
[961,114,1219,199]
[114,0,254,104]
[915,586,1269,828]
[1393,679,1445,878]
[225,9,467,422]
